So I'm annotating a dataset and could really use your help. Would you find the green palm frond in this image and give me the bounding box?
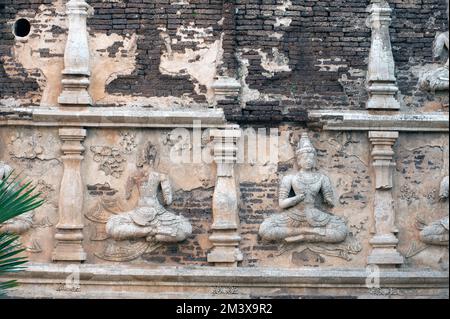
[0,172,44,224]
[0,171,44,296]
[0,233,27,296]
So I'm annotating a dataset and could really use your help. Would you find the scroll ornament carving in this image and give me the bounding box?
[259,133,349,245]
[119,132,138,154]
[91,146,126,178]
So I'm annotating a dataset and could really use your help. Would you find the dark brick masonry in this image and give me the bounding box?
[87,183,119,197]
[1,0,448,113]
[0,0,45,103]
[390,0,449,108]
[89,0,226,102]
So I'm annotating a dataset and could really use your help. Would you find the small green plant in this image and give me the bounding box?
[0,171,44,296]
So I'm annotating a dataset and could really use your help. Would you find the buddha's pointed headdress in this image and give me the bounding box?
[0,162,13,180]
[296,133,316,155]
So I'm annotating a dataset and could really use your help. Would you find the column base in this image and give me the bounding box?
[367,95,400,110]
[368,234,404,266]
[366,94,400,110]
[52,243,87,263]
[58,90,92,106]
[207,247,243,266]
[368,250,404,266]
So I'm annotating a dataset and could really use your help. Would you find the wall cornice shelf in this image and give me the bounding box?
[309,110,449,132]
[0,107,227,128]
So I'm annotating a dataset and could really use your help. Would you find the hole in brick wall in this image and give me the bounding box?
[13,18,31,38]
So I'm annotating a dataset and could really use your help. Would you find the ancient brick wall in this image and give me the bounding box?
[390,0,449,110]
[1,0,448,112]
[0,0,47,103]
[0,0,448,298]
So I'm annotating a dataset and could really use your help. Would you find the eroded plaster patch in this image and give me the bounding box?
[315,58,348,72]
[237,47,294,105]
[1,2,66,107]
[276,0,292,12]
[241,48,291,78]
[90,33,138,103]
[274,17,292,28]
[269,32,284,40]
[171,0,190,5]
[159,25,224,105]
[2,1,141,107]
[236,51,261,105]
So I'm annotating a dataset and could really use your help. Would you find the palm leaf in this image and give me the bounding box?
[0,173,44,223]
[0,171,44,295]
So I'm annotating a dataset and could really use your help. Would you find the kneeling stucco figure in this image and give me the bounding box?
[259,133,348,244]
[106,170,192,243]
[0,162,34,235]
[420,176,449,246]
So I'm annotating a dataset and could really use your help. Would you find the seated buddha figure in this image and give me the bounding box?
[0,162,34,235]
[106,170,192,243]
[420,176,449,246]
[259,133,348,244]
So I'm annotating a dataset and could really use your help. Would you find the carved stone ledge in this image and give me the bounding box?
[0,108,227,128]
[4,263,448,299]
[308,111,449,132]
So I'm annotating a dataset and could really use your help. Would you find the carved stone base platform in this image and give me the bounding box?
[5,263,448,299]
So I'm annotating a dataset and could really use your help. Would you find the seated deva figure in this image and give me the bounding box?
[420,176,449,246]
[419,31,449,92]
[106,170,192,243]
[0,162,34,235]
[259,133,348,244]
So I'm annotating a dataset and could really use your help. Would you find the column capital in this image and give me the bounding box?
[211,126,241,168]
[369,131,398,190]
[59,128,87,140]
[369,131,399,140]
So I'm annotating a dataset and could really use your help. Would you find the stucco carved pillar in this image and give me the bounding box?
[52,128,87,262]
[208,126,243,267]
[58,0,93,106]
[212,0,241,104]
[366,0,400,110]
[368,131,404,267]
